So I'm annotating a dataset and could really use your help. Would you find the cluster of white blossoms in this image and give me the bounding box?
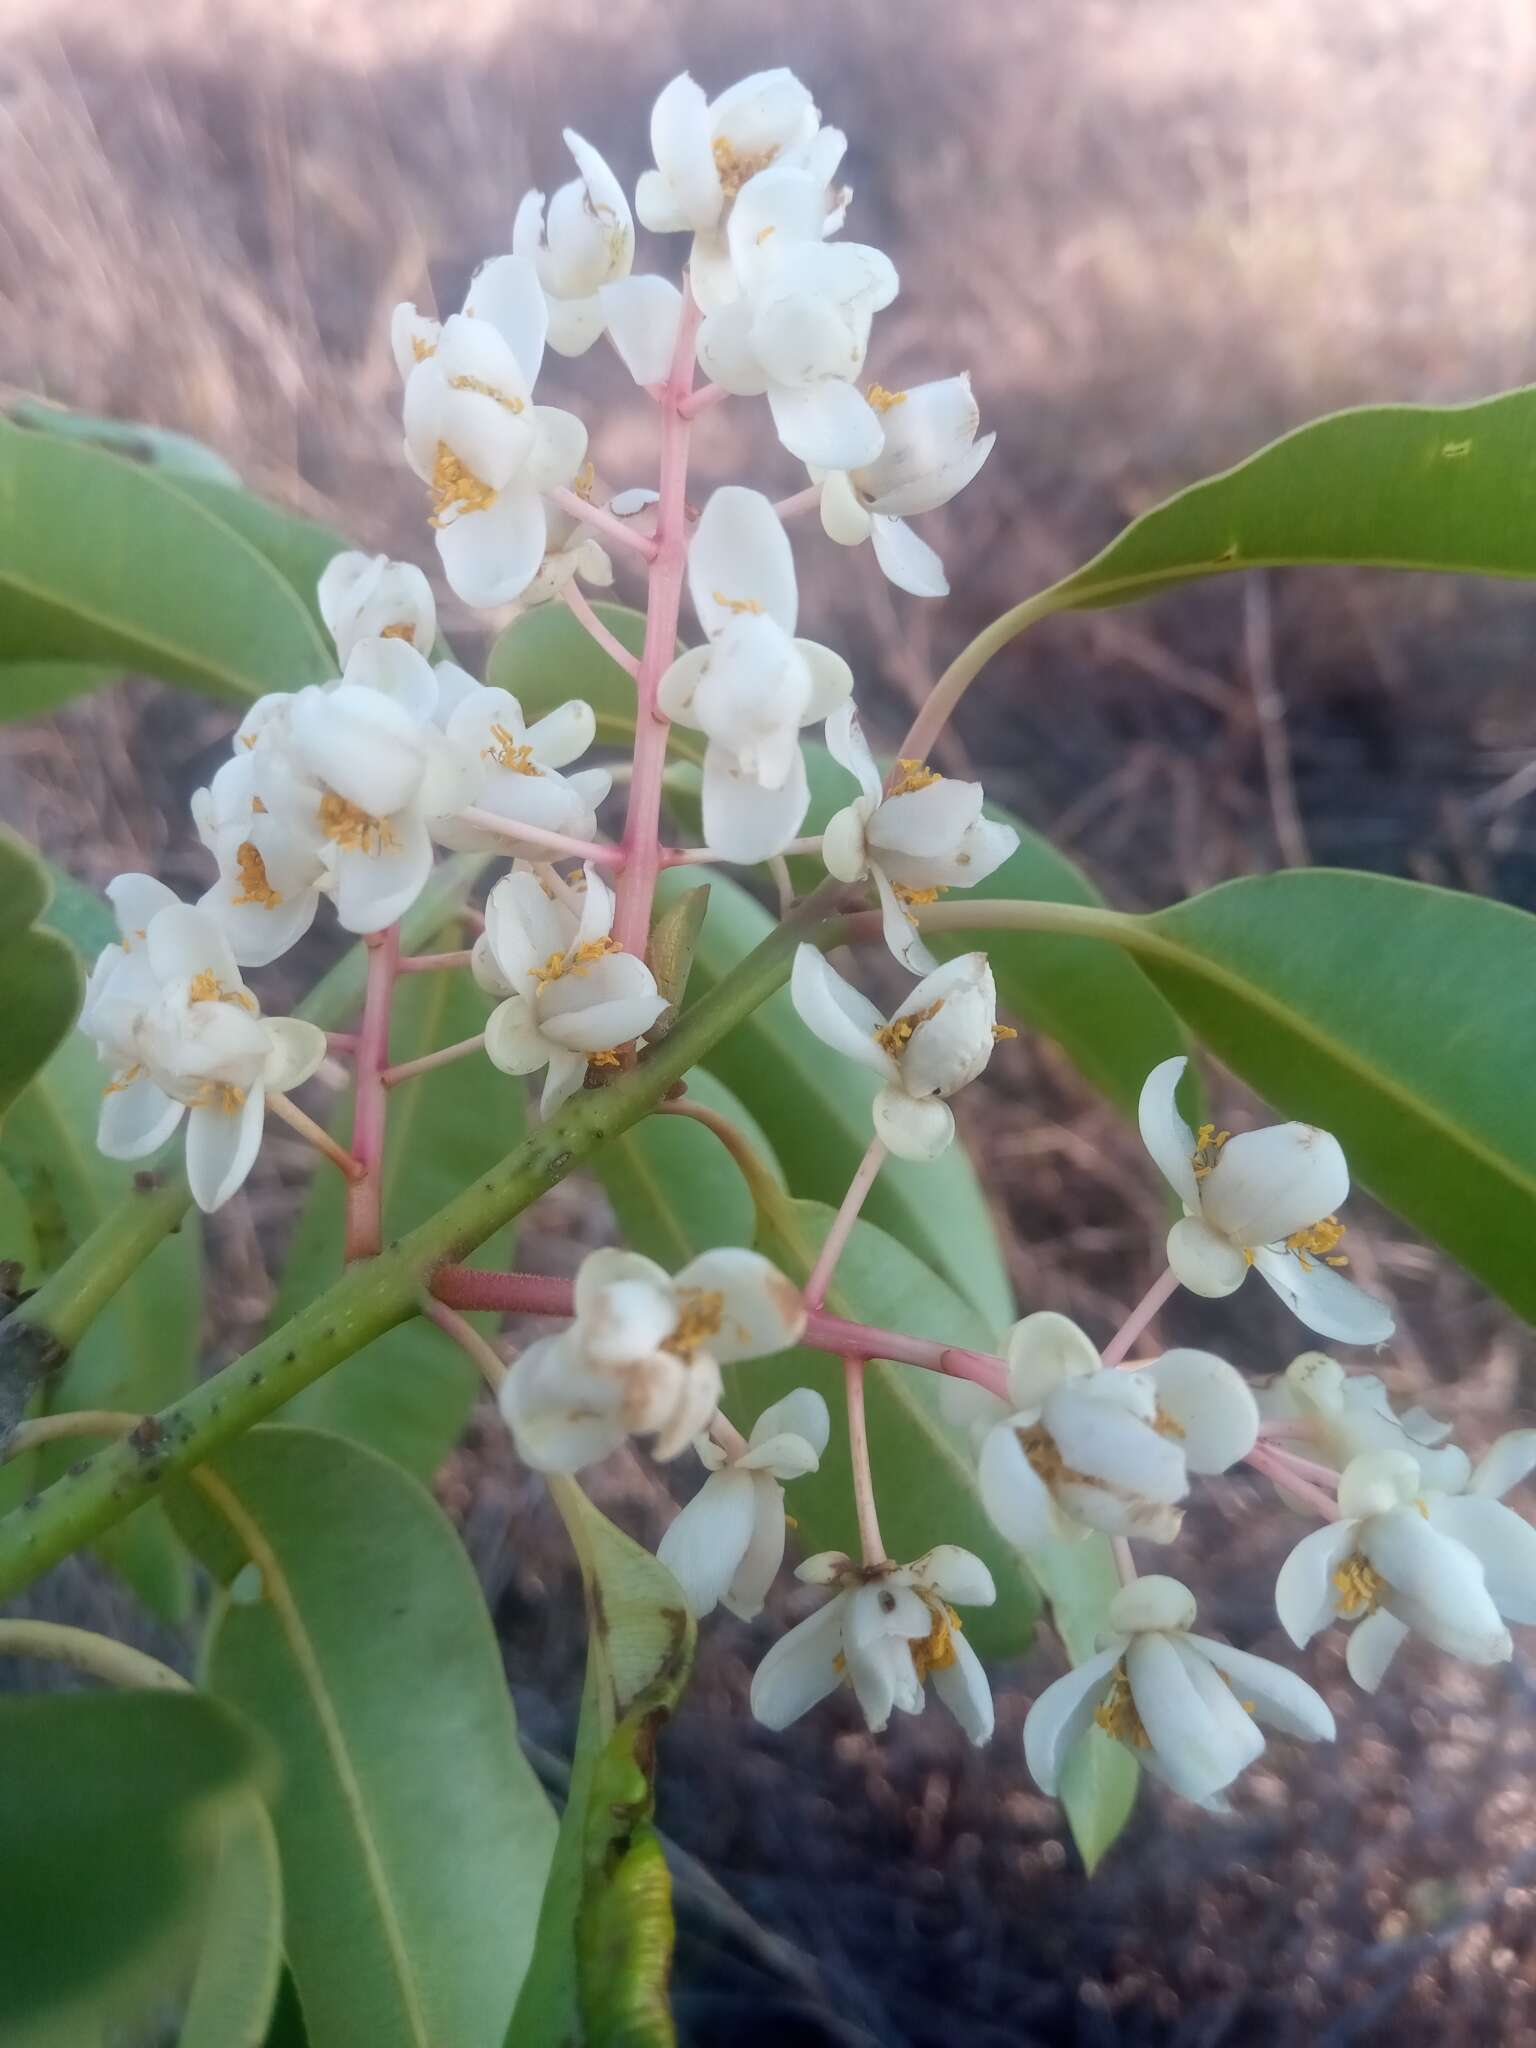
[72,64,1536,1836]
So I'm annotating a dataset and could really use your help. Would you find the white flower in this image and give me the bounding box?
[431,680,610,857]
[751,1544,996,1741]
[500,1246,806,1471]
[1024,1574,1335,1809]
[1276,1448,1515,1691]
[657,1388,830,1620]
[600,275,686,387]
[395,255,588,607]
[658,488,852,862]
[821,702,1019,973]
[275,640,466,934]
[512,130,633,357]
[82,889,324,1213]
[977,1312,1258,1549]
[191,748,328,968]
[316,551,436,666]
[694,168,898,467]
[1263,1351,1470,1493]
[1138,1057,1394,1345]
[517,494,615,608]
[479,863,667,1115]
[790,945,1000,1162]
[635,69,846,313]
[815,375,995,597]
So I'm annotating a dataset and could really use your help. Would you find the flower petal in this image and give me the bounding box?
[868,778,984,862]
[642,73,721,233]
[97,1073,183,1159]
[689,487,798,636]
[1344,1608,1410,1692]
[978,1421,1059,1550]
[909,1544,996,1607]
[750,1596,847,1730]
[145,903,242,991]
[184,1088,266,1213]
[869,514,948,597]
[1129,1633,1261,1804]
[748,1386,831,1463]
[1249,1248,1395,1346]
[1167,1215,1249,1298]
[1275,1519,1358,1646]
[930,1626,993,1745]
[1021,1646,1121,1793]
[723,1473,790,1619]
[262,1018,327,1093]
[657,1467,758,1618]
[1424,1494,1536,1626]
[600,275,683,386]
[674,1246,806,1362]
[872,866,938,976]
[1202,1122,1350,1248]
[1137,1056,1200,1210]
[436,491,548,609]
[1179,1635,1335,1741]
[822,700,883,807]
[1145,1349,1259,1474]
[700,745,810,862]
[873,1088,955,1162]
[462,253,548,386]
[1471,1430,1536,1501]
[789,944,895,1079]
[766,382,885,469]
[1005,1311,1101,1410]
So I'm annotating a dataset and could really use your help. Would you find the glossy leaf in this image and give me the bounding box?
[596,1069,783,1266]
[0,864,197,1618]
[1,1690,272,2046]
[274,957,513,1474]
[181,1426,557,2048]
[487,600,702,761]
[0,828,82,1130]
[1027,1534,1140,1870]
[10,397,243,485]
[0,415,333,701]
[511,1478,691,2047]
[0,660,113,721]
[1041,384,1536,614]
[655,865,1015,1332]
[164,477,348,643]
[1125,870,1536,1325]
[178,1795,285,2048]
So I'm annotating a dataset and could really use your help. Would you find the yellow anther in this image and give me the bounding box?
[668,1288,725,1361]
[587,1049,623,1070]
[191,1081,248,1115]
[711,590,764,616]
[873,997,944,1057]
[867,382,908,414]
[410,334,436,363]
[911,1600,962,1684]
[251,794,268,814]
[712,135,780,197]
[104,1063,145,1095]
[755,223,776,245]
[1285,1215,1349,1270]
[1093,1665,1151,1749]
[380,621,416,642]
[888,758,941,796]
[1332,1553,1385,1617]
[992,1023,1018,1042]
[320,790,396,856]
[1191,1122,1231,1180]
[232,841,282,910]
[892,884,941,907]
[429,443,498,525]
[532,937,620,993]
[571,459,596,503]
[1017,1421,1067,1487]
[483,724,541,775]
[188,969,223,1003]
[446,372,524,415]
[1153,1407,1186,1440]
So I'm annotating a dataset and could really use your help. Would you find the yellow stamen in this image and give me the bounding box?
[483,724,541,775]
[755,223,776,245]
[867,382,908,414]
[251,794,268,814]
[532,936,621,993]
[232,841,282,909]
[446,372,524,415]
[1153,1406,1186,1440]
[668,1288,724,1361]
[188,969,222,1003]
[410,334,436,363]
[104,1063,145,1095]
[1191,1121,1231,1180]
[319,790,397,857]
[712,135,780,197]
[1093,1665,1151,1748]
[888,758,941,796]
[711,590,764,616]
[587,1049,623,1071]
[873,997,944,1057]
[911,1600,962,1684]
[191,1081,248,1115]
[992,1023,1018,1042]
[571,459,596,503]
[1285,1215,1349,1270]
[1017,1421,1068,1487]
[380,622,415,642]
[429,442,498,525]
[1332,1553,1385,1617]
[892,884,941,907]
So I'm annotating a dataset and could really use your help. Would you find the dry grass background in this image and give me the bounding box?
[4,0,1536,2039]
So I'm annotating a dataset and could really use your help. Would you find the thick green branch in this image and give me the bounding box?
[0,899,813,1601]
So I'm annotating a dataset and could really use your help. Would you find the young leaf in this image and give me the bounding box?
[177,1426,557,2048]
[0,1690,272,2045]
[510,1478,692,2048]
[0,416,332,702]
[273,957,513,1475]
[655,865,1016,1332]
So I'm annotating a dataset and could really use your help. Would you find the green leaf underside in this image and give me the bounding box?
[1045,383,1536,611]
[1,1690,271,2045]
[656,865,1016,1332]
[177,1794,286,2048]
[0,416,333,701]
[511,1482,692,2047]
[0,863,197,1617]
[1128,870,1536,1324]
[179,1426,557,2048]
[0,659,116,721]
[274,952,514,1474]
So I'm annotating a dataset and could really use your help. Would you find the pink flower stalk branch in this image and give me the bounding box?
[346,924,400,1259]
[380,1033,487,1090]
[1101,1265,1180,1366]
[611,284,704,961]
[455,809,623,867]
[562,584,642,677]
[396,949,474,975]
[1244,1440,1342,1521]
[549,486,659,562]
[803,1136,887,1311]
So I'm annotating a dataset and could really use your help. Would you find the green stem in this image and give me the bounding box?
[0,1617,188,1690]
[901,584,1071,761]
[0,901,815,1602]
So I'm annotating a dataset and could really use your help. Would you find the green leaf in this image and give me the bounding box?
[748,1198,1037,1660]
[273,953,515,1474]
[164,477,347,641]
[1058,1730,1139,1875]
[0,415,333,702]
[595,1069,783,1267]
[178,1795,285,2048]
[511,1479,692,2048]
[0,829,82,1130]
[0,1690,272,2046]
[10,397,243,485]
[1044,384,1536,613]
[1122,870,1536,1325]
[487,600,703,763]
[0,659,114,721]
[178,1426,557,2048]
[0,867,197,1618]
[655,865,1015,1332]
